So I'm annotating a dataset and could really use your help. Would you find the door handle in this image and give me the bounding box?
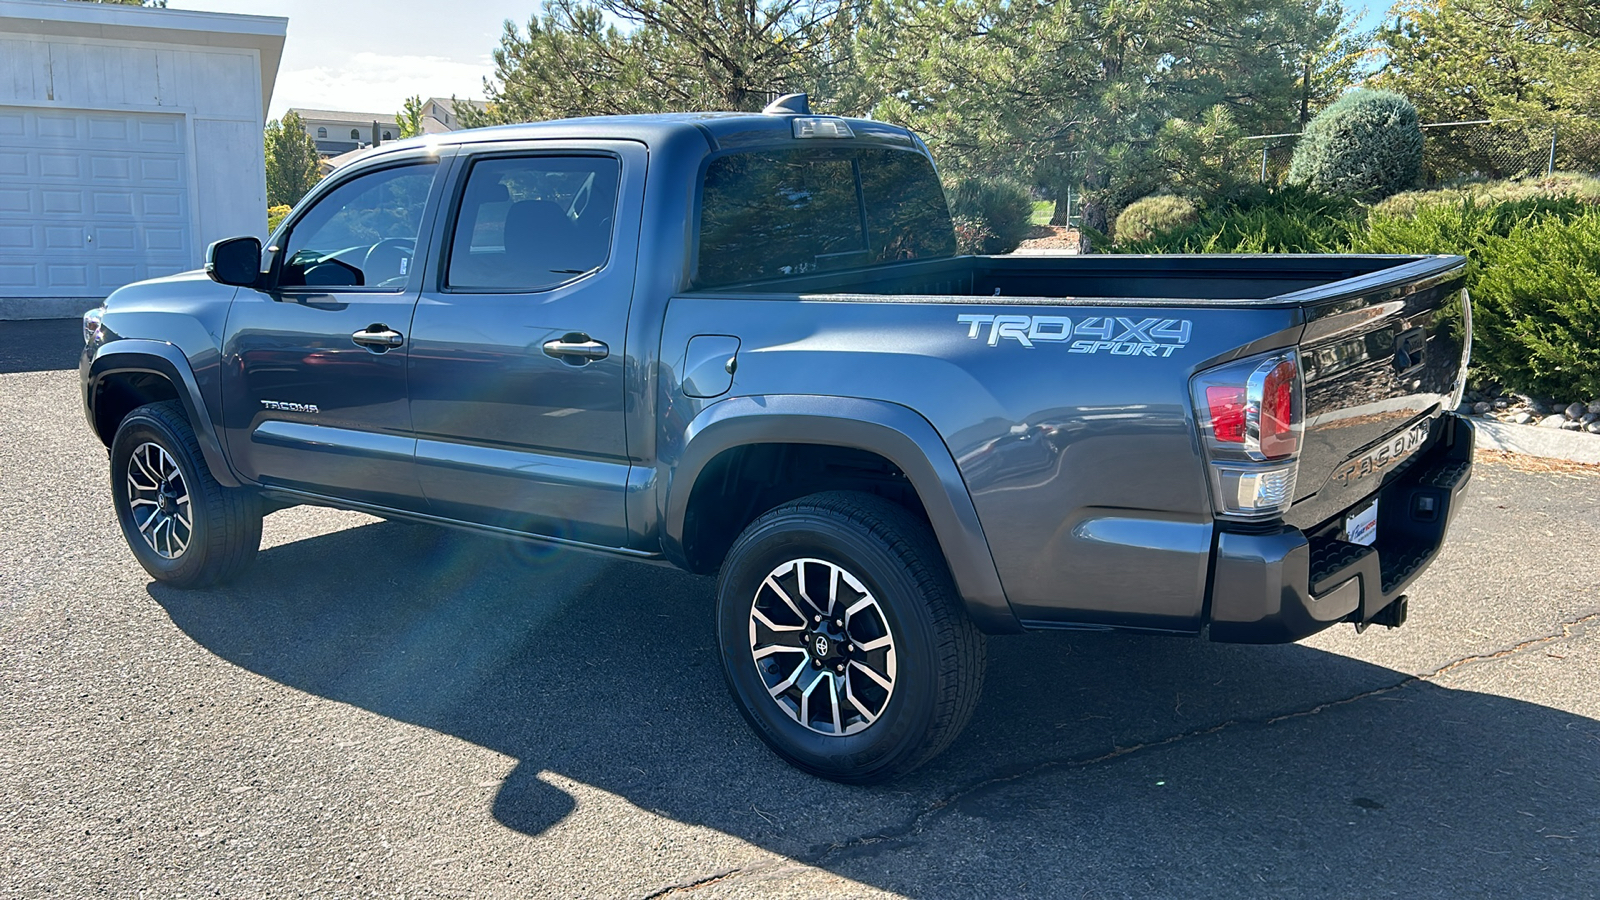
[542,333,610,365]
[351,324,404,352]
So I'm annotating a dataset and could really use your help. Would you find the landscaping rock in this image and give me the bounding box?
[1589,422,1600,434]
[1539,414,1569,428]
[1513,412,1533,424]
[1565,402,1587,420]
[1474,401,1493,415]
[1492,398,1508,409]
[1589,399,1600,415]
[1583,413,1599,425]
[1526,398,1550,415]
[1562,421,1584,431]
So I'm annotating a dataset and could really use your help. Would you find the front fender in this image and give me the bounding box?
[662,394,1019,633]
[83,339,241,488]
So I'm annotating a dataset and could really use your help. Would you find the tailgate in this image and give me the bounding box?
[1284,257,1470,530]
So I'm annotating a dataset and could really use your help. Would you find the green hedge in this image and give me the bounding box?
[1113,181,1600,400]
[1472,212,1600,399]
[1374,173,1600,219]
[1115,185,1360,254]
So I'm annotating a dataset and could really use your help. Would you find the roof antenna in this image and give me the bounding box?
[762,93,811,115]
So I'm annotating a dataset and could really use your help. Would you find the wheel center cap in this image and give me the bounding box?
[811,634,831,659]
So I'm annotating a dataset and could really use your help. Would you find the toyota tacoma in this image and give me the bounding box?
[81,96,1474,782]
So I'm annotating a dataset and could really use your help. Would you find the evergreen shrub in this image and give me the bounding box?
[1116,185,1360,253]
[944,176,1034,254]
[1114,195,1197,244]
[1470,211,1600,400]
[1286,90,1423,201]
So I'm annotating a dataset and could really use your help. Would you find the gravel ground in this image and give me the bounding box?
[2,319,1598,898]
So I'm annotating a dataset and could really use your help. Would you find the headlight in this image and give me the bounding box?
[82,306,105,345]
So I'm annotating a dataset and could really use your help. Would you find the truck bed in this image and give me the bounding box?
[696,250,1470,544]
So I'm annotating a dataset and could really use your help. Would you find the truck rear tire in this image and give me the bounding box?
[716,491,985,783]
[109,401,261,588]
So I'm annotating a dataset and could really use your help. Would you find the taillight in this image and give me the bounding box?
[1255,357,1300,459]
[1205,386,1247,443]
[1192,350,1304,520]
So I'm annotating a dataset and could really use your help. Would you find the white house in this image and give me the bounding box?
[0,0,286,319]
[289,107,400,157]
[420,96,487,134]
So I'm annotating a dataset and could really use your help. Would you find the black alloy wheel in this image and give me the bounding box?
[716,492,985,783]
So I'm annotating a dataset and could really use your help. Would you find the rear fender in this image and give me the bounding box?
[663,395,1019,633]
[84,339,240,488]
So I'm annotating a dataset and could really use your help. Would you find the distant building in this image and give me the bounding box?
[288,108,400,157]
[289,98,489,159]
[420,97,487,134]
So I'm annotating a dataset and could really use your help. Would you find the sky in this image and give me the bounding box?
[168,0,537,119]
[170,0,1387,122]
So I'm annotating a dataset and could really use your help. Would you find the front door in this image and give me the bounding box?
[221,156,446,510]
[407,145,642,547]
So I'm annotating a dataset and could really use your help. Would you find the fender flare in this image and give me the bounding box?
[664,395,1020,633]
[85,339,241,488]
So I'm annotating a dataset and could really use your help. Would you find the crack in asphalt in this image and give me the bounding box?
[638,609,1600,896]
[641,866,745,898]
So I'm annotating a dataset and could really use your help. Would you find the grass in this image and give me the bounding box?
[1030,200,1054,226]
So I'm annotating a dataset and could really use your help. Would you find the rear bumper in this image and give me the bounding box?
[1207,414,1474,644]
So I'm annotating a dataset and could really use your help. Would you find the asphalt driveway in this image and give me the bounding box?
[3,318,1597,898]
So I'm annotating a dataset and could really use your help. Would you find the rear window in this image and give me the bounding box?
[696,147,955,288]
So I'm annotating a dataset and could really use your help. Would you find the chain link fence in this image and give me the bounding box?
[1241,114,1600,186]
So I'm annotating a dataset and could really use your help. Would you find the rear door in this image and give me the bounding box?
[221,153,449,510]
[406,141,644,546]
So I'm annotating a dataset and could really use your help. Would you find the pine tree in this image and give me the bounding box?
[397,96,426,139]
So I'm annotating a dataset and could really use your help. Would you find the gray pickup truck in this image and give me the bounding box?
[81,97,1474,782]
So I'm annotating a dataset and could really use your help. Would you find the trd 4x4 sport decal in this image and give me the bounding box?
[957,314,1193,356]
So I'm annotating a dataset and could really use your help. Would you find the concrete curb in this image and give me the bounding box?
[1471,417,1600,465]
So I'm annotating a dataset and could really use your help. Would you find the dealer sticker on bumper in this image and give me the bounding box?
[1345,499,1379,547]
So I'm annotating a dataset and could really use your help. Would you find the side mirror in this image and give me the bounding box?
[205,236,262,287]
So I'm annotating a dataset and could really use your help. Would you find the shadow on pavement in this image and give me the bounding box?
[151,518,1600,897]
[0,319,84,375]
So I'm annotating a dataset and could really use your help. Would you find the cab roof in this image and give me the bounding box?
[369,111,921,158]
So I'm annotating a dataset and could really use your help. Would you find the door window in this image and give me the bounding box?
[278,163,436,290]
[446,155,620,292]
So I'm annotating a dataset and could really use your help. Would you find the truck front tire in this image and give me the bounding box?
[716,491,985,783]
[110,401,261,588]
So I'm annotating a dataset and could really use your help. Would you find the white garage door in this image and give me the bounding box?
[0,107,192,298]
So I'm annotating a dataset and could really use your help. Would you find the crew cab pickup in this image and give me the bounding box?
[81,96,1474,782]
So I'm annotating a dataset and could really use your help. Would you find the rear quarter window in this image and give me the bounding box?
[696,146,954,288]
